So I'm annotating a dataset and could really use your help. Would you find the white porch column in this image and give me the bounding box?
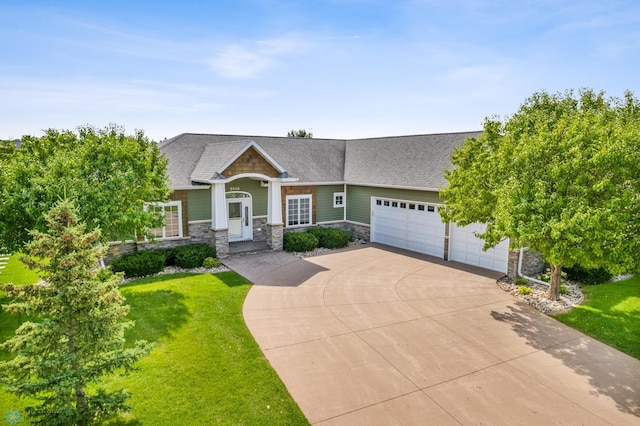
[211,182,228,230]
[267,180,283,225]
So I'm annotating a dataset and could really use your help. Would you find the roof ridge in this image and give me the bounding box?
[347,130,482,142]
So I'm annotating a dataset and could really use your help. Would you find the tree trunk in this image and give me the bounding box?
[548,263,562,301]
[68,323,89,420]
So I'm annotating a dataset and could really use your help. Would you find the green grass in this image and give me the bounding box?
[1,271,308,425]
[554,275,640,359]
[0,253,41,285]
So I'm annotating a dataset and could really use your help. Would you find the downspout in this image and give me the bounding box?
[518,248,549,286]
[343,183,347,222]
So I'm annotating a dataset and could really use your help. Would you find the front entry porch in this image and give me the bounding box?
[229,240,270,255]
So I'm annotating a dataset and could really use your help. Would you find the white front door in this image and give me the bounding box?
[226,193,252,242]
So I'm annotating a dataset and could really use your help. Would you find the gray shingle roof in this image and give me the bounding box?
[159,131,481,189]
[160,134,347,187]
[344,131,482,189]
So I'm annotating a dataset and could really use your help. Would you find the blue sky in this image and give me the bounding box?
[1,0,639,141]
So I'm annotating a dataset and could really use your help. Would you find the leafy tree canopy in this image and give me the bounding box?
[287,129,313,138]
[0,124,170,251]
[0,199,152,425]
[441,89,640,299]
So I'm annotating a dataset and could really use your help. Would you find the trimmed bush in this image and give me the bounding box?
[514,277,529,286]
[306,227,351,249]
[559,285,568,295]
[203,257,221,269]
[518,286,532,295]
[564,265,612,285]
[164,248,177,266]
[173,244,217,269]
[284,232,319,252]
[111,249,166,278]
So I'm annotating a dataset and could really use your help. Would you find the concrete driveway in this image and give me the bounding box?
[227,244,640,425]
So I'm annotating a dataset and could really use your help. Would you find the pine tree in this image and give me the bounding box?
[0,199,152,425]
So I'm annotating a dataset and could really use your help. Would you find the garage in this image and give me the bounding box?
[448,222,509,273]
[370,197,445,258]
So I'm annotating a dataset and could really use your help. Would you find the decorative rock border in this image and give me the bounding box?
[497,276,584,314]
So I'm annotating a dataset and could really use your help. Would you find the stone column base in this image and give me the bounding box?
[267,224,283,251]
[507,249,520,279]
[213,229,229,258]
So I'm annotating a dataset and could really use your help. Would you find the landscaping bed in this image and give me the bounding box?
[497,276,584,314]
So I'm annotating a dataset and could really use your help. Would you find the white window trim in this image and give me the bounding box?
[145,201,183,240]
[333,192,345,208]
[285,194,312,227]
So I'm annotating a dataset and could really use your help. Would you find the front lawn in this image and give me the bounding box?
[0,253,41,285]
[0,271,308,425]
[553,275,640,360]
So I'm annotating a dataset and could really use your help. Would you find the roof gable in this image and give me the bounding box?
[222,145,282,179]
[190,140,287,183]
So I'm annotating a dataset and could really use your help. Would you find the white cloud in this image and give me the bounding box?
[208,36,309,79]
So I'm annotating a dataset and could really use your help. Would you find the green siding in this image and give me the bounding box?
[346,185,441,224]
[187,189,212,221]
[316,185,345,222]
[226,178,268,216]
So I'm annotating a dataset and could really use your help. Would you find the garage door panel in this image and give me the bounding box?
[449,223,509,273]
[371,198,445,258]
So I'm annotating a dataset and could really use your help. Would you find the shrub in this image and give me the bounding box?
[538,267,567,282]
[564,265,612,285]
[111,249,166,278]
[518,286,532,295]
[96,267,116,282]
[514,277,529,286]
[559,285,568,295]
[164,248,177,266]
[173,244,217,269]
[203,257,221,269]
[306,227,352,249]
[284,232,319,252]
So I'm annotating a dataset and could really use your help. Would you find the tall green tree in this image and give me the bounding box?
[0,199,152,425]
[287,129,313,138]
[441,89,640,300]
[0,124,170,252]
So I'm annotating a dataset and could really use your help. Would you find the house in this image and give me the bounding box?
[106,130,540,276]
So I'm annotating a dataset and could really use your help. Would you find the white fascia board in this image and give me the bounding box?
[172,185,211,190]
[345,182,441,192]
[283,181,345,186]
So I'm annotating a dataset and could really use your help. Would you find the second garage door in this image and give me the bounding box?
[449,222,510,273]
[370,197,445,258]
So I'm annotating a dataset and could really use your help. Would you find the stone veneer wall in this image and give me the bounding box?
[505,248,547,279]
[105,220,217,264]
[520,249,547,276]
[267,224,283,251]
[188,221,213,244]
[253,217,268,241]
[212,229,229,258]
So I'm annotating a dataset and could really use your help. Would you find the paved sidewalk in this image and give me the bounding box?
[229,245,640,425]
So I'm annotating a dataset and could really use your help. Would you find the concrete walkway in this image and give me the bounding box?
[227,245,640,425]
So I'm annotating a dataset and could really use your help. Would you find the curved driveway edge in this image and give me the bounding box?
[228,245,640,425]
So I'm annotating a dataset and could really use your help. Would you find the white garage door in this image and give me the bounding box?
[370,198,445,258]
[449,222,509,273]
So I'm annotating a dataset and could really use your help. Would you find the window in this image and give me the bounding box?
[286,195,312,226]
[427,205,435,212]
[418,205,425,211]
[333,192,345,208]
[146,201,182,239]
[391,201,398,207]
